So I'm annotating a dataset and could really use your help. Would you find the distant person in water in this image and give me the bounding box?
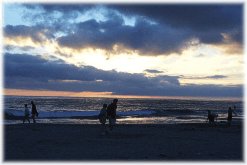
[98,104,108,135]
[31,101,38,123]
[107,99,118,131]
[23,104,30,124]
[227,106,237,126]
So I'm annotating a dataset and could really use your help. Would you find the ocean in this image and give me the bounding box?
[4,96,244,124]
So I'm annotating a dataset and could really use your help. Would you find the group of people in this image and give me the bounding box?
[23,99,118,129]
[23,101,39,124]
[207,105,237,126]
[23,98,238,128]
[98,99,118,135]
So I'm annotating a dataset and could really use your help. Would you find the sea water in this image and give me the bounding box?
[4,96,243,124]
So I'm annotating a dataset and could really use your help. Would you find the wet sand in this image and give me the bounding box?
[4,123,243,161]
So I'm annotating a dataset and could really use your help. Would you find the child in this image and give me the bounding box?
[23,104,30,124]
[98,104,108,134]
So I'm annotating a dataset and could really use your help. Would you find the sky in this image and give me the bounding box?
[2,3,244,98]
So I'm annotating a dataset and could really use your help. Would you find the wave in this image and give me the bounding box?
[4,109,155,119]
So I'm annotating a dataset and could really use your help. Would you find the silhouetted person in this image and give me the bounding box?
[207,110,215,125]
[107,99,118,131]
[31,101,38,123]
[227,106,237,126]
[23,104,30,124]
[98,104,108,135]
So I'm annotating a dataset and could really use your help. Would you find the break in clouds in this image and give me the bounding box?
[4,53,242,97]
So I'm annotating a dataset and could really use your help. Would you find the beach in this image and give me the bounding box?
[4,123,243,161]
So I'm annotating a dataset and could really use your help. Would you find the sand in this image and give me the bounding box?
[4,123,243,161]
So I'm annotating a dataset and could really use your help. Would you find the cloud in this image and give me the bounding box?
[4,53,242,97]
[182,75,228,80]
[4,45,35,52]
[23,3,94,13]
[5,4,242,56]
[108,4,243,43]
[57,17,191,55]
[144,69,164,74]
[107,4,243,54]
[4,25,54,43]
[27,4,242,35]
[4,53,178,86]
[204,75,228,79]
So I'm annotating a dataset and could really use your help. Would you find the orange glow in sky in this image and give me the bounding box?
[4,89,112,98]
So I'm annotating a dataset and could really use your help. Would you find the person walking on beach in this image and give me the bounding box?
[207,110,215,124]
[227,106,237,126]
[23,104,30,124]
[98,104,108,135]
[107,99,118,131]
[31,101,38,123]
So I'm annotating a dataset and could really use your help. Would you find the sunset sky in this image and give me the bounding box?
[3,3,244,98]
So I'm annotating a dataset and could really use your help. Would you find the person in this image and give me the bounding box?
[23,104,30,124]
[207,110,216,125]
[227,106,237,126]
[31,101,38,123]
[107,99,118,131]
[98,104,108,135]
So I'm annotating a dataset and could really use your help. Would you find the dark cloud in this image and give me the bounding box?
[23,3,94,13]
[25,4,242,33]
[205,75,227,79]
[4,53,242,97]
[108,4,242,40]
[144,69,164,74]
[57,17,191,54]
[5,53,113,82]
[182,75,228,80]
[4,53,178,87]
[4,25,54,43]
[110,5,242,28]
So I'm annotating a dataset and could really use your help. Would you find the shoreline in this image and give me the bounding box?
[4,123,243,161]
[4,114,243,125]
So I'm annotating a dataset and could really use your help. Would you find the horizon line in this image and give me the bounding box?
[4,88,243,101]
